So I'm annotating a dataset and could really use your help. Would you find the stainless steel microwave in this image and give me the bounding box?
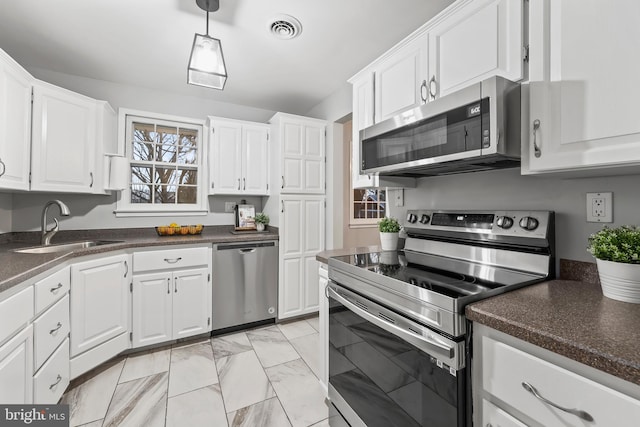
[359,76,521,177]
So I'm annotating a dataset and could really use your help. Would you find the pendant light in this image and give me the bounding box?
[187,0,227,90]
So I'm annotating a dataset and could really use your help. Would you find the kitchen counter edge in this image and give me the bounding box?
[0,226,279,294]
[466,279,640,387]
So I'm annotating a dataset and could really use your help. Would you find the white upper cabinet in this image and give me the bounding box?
[0,49,33,191]
[209,118,269,195]
[374,33,429,123]
[524,0,640,175]
[31,81,96,193]
[270,113,326,195]
[427,0,524,100]
[31,81,115,194]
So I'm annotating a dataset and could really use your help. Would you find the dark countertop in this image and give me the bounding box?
[466,279,640,386]
[316,246,381,264]
[0,225,279,294]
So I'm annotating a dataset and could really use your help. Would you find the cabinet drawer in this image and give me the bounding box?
[0,285,34,345]
[482,399,527,427]
[34,294,69,371]
[35,267,70,314]
[483,336,640,426]
[133,247,209,272]
[33,338,69,404]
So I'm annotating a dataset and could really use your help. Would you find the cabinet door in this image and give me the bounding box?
[132,272,172,348]
[172,268,211,340]
[31,81,97,192]
[303,124,325,194]
[210,121,242,194]
[374,34,428,123]
[0,49,32,191]
[525,0,640,174]
[279,198,304,318]
[242,124,269,195]
[281,121,305,193]
[318,265,329,390]
[70,254,130,357]
[428,0,523,99]
[0,325,33,404]
[279,196,325,319]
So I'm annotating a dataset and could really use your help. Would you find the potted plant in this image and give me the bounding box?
[254,212,269,232]
[378,217,401,251]
[588,225,640,303]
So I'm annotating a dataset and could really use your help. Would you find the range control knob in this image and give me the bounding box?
[519,216,539,231]
[406,213,418,223]
[419,214,431,224]
[495,216,514,229]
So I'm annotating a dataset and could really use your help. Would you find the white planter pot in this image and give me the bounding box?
[379,232,399,251]
[596,258,640,303]
[256,223,265,232]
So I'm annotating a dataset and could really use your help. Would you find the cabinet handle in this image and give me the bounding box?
[521,382,594,422]
[237,178,241,190]
[429,75,438,100]
[174,276,178,293]
[211,181,214,189]
[167,278,170,294]
[50,283,63,293]
[49,374,63,390]
[124,260,128,278]
[0,157,5,178]
[49,322,63,335]
[281,175,284,189]
[243,177,246,190]
[89,172,94,188]
[420,80,428,103]
[164,257,182,264]
[532,119,542,158]
[281,200,284,213]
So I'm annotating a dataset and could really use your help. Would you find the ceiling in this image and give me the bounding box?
[0,0,454,114]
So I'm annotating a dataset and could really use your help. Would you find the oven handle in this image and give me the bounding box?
[327,286,454,360]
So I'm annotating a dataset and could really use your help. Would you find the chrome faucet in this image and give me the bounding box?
[41,200,71,246]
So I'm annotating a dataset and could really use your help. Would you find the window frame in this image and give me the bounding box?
[115,109,208,217]
[350,187,387,227]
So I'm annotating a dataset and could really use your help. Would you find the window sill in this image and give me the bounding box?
[349,223,378,229]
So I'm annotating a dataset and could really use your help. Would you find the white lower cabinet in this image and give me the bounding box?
[278,196,325,319]
[70,254,131,378]
[0,325,33,404]
[132,246,212,348]
[132,268,211,347]
[33,337,69,404]
[475,325,640,427]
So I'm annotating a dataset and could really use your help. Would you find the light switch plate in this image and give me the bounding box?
[586,192,613,223]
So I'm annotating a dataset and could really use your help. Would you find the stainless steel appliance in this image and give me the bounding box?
[327,210,555,427]
[212,240,278,331]
[360,76,521,177]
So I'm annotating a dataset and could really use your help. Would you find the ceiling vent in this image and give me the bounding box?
[268,15,302,40]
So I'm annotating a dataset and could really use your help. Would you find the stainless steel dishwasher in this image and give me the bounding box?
[212,240,278,331]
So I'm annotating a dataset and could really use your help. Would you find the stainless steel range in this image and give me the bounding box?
[326,210,555,427]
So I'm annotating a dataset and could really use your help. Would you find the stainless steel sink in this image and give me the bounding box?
[12,240,124,254]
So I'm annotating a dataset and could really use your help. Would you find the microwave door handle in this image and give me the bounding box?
[327,286,454,360]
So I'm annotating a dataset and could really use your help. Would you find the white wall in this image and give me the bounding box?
[10,68,275,232]
[0,193,12,233]
[387,169,640,263]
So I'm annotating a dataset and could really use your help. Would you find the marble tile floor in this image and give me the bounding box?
[61,316,328,427]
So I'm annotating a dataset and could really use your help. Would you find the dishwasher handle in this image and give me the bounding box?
[215,241,277,251]
[240,248,257,254]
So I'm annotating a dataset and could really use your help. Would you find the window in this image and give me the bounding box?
[351,188,386,226]
[116,110,207,216]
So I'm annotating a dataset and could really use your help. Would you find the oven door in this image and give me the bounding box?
[327,282,467,427]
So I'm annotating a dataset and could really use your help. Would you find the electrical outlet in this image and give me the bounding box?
[586,192,613,223]
[225,202,236,213]
[394,189,404,207]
